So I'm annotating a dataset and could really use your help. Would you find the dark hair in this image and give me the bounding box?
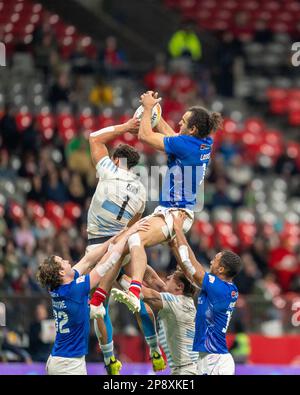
[187,106,223,139]
[220,250,242,279]
[36,255,63,291]
[112,144,140,169]
[173,270,196,298]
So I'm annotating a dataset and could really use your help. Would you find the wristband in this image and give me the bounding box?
[179,245,196,276]
[179,245,189,262]
[95,251,121,277]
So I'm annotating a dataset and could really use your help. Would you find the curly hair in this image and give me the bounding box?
[36,255,63,291]
[187,106,223,139]
[112,144,140,169]
[220,250,243,279]
[173,269,196,298]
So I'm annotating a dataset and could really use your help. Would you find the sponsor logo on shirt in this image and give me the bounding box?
[208,275,215,284]
[76,275,86,284]
[200,153,211,161]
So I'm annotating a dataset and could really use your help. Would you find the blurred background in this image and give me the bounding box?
[0,0,299,375]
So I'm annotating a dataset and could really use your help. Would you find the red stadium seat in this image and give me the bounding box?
[78,113,96,131]
[244,117,265,134]
[36,112,55,141]
[27,200,45,220]
[236,222,257,248]
[45,201,65,229]
[15,110,32,132]
[9,202,24,222]
[98,114,115,129]
[64,202,82,222]
[57,113,76,143]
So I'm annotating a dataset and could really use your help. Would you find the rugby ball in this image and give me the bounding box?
[134,103,162,128]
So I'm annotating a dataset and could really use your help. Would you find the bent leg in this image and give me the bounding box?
[127,216,168,290]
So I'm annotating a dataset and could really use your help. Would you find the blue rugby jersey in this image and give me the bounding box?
[161,135,213,210]
[193,272,238,354]
[50,270,90,358]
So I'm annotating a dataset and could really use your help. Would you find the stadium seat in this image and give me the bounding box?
[45,201,65,229]
[27,200,45,220]
[64,202,82,222]
[57,113,76,143]
[15,108,32,132]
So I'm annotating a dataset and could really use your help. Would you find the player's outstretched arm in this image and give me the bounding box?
[171,212,206,286]
[73,234,120,275]
[89,118,139,165]
[155,116,177,137]
[89,219,150,289]
[138,91,166,152]
[144,265,167,292]
[141,286,163,311]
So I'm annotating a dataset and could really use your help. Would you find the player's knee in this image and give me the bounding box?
[128,233,142,251]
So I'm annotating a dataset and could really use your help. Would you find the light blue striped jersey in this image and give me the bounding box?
[87,156,146,238]
[157,293,198,369]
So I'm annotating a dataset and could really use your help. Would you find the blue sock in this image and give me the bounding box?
[140,301,160,354]
[94,300,114,365]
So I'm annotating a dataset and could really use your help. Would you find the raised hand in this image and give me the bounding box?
[127,218,150,236]
[125,117,140,133]
[171,210,187,231]
[140,91,162,110]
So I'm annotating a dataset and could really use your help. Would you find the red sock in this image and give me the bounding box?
[129,280,142,298]
[90,288,107,306]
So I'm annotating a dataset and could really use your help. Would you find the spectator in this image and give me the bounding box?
[21,119,41,155]
[168,21,202,62]
[210,177,232,208]
[144,63,172,95]
[34,33,58,80]
[89,77,114,107]
[43,168,69,203]
[27,175,44,202]
[98,36,127,78]
[67,173,86,205]
[216,32,240,97]
[65,132,94,184]
[269,237,300,292]
[69,41,94,75]
[234,253,262,294]
[12,263,42,295]
[0,106,20,152]
[230,321,251,364]
[2,240,20,281]
[29,303,53,362]
[0,264,13,295]
[48,72,71,111]
[14,218,36,251]
[254,20,273,44]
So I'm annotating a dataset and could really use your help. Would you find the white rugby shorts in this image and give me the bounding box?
[197,352,235,375]
[171,362,198,375]
[46,355,87,375]
[148,205,194,240]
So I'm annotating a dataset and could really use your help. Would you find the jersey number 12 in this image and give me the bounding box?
[54,310,70,334]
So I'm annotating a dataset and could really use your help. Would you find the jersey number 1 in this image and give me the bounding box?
[117,196,130,220]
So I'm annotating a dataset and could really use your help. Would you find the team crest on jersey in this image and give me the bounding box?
[76,275,85,284]
[208,275,215,284]
[231,291,237,298]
